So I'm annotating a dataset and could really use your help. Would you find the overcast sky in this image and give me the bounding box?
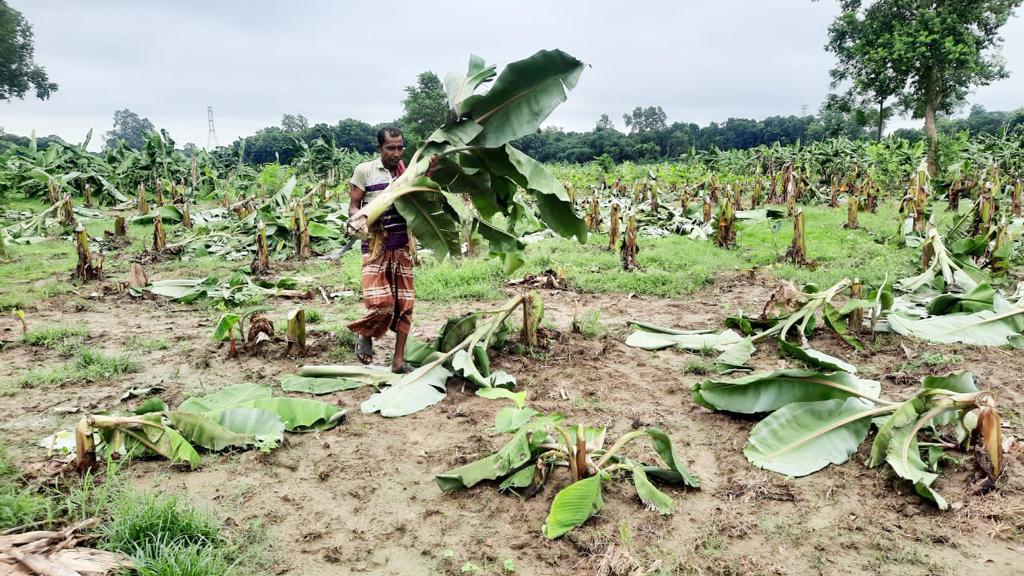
[2,1,1023,151]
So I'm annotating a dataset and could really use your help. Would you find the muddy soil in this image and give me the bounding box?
[2,270,1023,576]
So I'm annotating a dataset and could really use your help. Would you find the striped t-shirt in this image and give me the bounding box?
[350,157,408,253]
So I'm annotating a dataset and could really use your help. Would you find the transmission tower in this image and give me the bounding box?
[205,106,219,150]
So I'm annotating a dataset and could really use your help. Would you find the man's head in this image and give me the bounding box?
[377,127,404,170]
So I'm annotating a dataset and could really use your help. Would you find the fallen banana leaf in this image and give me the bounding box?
[475,386,527,407]
[693,369,883,414]
[178,383,272,413]
[625,327,743,352]
[776,339,857,374]
[713,338,755,374]
[280,373,374,394]
[239,397,346,431]
[360,363,452,417]
[888,296,1024,347]
[543,475,604,539]
[744,397,883,476]
[435,423,546,492]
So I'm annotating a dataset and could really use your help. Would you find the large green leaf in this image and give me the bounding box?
[360,364,452,417]
[465,49,586,148]
[475,386,526,407]
[443,55,495,115]
[470,146,586,242]
[631,464,674,514]
[452,349,516,389]
[744,398,878,477]
[886,425,948,509]
[393,179,461,259]
[642,428,701,488]
[212,408,285,451]
[475,218,526,274]
[241,397,345,431]
[279,374,372,395]
[777,340,857,374]
[693,369,881,414]
[297,365,399,386]
[132,413,202,468]
[926,283,996,315]
[435,424,544,492]
[626,329,744,352]
[714,338,755,374]
[178,383,272,413]
[888,297,1024,346]
[867,400,921,468]
[543,475,604,539]
[167,411,254,452]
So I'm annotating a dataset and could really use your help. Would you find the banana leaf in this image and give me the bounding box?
[361,364,452,418]
[888,296,1024,347]
[714,338,755,374]
[241,397,345,431]
[167,411,255,452]
[435,423,546,492]
[692,369,882,414]
[886,425,947,509]
[630,465,674,514]
[279,374,373,395]
[625,328,743,352]
[925,283,996,315]
[178,383,272,413]
[543,475,604,539]
[743,398,881,476]
[777,339,857,374]
[475,386,526,407]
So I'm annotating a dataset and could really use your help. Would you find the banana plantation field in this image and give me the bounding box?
[3,52,1024,576]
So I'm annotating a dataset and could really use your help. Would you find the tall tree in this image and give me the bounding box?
[595,113,615,131]
[0,0,57,101]
[401,71,447,139]
[826,0,1022,174]
[281,113,309,133]
[104,109,155,151]
[622,106,667,134]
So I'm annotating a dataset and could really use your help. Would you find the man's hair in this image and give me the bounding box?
[377,127,403,146]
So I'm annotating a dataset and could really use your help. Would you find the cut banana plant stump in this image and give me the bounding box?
[715,198,736,249]
[293,201,312,260]
[843,194,859,229]
[848,278,863,332]
[621,213,640,271]
[137,183,149,215]
[251,220,271,275]
[608,201,620,251]
[73,224,103,281]
[152,213,167,252]
[114,216,127,237]
[702,195,712,224]
[1013,180,1022,218]
[784,209,809,266]
[181,202,193,229]
[521,292,541,350]
[154,180,164,207]
[60,195,76,228]
[287,308,306,358]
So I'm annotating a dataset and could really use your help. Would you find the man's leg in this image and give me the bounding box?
[392,330,408,372]
[348,251,395,363]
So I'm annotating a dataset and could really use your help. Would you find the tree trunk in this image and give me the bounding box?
[924,67,939,177]
[877,99,885,142]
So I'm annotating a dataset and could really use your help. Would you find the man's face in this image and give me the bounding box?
[379,134,404,170]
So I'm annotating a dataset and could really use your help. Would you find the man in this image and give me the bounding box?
[345,127,415,373]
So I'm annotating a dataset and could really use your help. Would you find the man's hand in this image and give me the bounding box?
[426,155,441,179]
[346,213,369,237]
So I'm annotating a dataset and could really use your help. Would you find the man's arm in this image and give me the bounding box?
[347,183,366,234]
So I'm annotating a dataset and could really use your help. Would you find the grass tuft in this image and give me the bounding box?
[573,308,608,339]
[23,325,89,352]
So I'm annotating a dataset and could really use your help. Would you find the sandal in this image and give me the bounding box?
[391,363,414,374]
[356,336,374,365]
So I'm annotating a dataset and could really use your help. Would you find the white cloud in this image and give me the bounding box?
[3,0,1022,150]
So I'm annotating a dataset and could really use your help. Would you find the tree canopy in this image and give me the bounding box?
[0,0,57,101]
[826,0,1022,173]
[104,109,156,151]
[400,71,448,140]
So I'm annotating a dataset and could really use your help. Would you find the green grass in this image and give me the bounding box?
[23,324,90,351]
[124,336,171,353]
[0,444,53,530]
[683,358,713,375]
[9,346,140,390]
[573,308,608,338]
[0,438,272,576]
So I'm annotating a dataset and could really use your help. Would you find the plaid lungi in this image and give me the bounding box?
[347,248,414,337]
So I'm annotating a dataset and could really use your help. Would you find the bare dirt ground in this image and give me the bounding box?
[2,270,1024,576]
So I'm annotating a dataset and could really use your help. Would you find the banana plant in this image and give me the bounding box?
[436,407,699,539]
[65,383,345,472]
[694,370,1001,508]
[347,50,588,271]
